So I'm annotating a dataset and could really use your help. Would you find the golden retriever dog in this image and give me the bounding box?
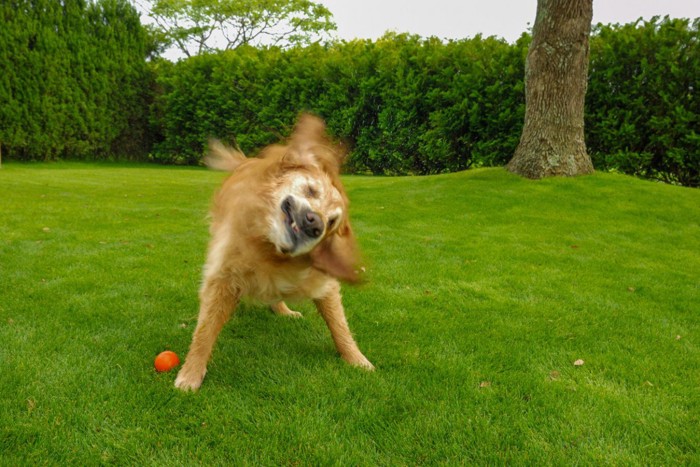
[175,114,374,391]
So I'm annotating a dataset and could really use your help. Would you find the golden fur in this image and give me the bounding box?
[175,114,373,391]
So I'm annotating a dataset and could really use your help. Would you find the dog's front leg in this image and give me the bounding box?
[175,278,239,391]
[314,281,374,370]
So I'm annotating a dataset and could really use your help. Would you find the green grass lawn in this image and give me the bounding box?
[1,163,698,464]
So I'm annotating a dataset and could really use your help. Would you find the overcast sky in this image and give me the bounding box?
[318,0,700,43]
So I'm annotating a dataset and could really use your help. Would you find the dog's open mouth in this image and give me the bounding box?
[281,197,301,254]
[282,197,300,234]
[283,199,299,232]
[280,196,323,255]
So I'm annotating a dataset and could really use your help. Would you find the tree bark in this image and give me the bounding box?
[507,0,594,178]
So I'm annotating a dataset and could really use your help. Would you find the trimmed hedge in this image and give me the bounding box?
[586,17,700,187]
[151,33,528,174]
[2,8,698,186]
[152,17,699,186]
[0,0,153,161]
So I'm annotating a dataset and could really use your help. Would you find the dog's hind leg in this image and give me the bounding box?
[175,278,239,391]
[271,301,302,318]
[314,281,374,370]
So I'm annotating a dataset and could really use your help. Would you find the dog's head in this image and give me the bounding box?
[209,114,360,282]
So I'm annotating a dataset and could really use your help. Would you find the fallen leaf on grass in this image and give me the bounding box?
[573,359,585,367]
[676,335,682,340]
[42,227,51,232]
[479,381,491,388]
[549,370,561,380]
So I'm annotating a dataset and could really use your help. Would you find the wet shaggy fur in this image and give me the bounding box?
[175,114,373,391]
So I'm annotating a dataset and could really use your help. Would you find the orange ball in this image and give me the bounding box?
[154,350,180,372]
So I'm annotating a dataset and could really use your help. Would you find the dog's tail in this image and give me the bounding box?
[205,140,247,172]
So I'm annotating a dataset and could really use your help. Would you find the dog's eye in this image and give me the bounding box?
[327,217,338,229]
[306,185,318,198]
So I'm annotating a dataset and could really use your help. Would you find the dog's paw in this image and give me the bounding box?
[271,302,303,318]
[174,366,206,392]
[282,309,303,318]
[345,354,375,371]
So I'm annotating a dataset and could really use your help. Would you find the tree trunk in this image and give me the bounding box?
[507,0,594,178]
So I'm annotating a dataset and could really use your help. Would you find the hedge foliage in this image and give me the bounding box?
[153,17,699,185]
[2,9,698,186]
[0,0,153,160]
[152,33,528,174]
[587,18,700,187]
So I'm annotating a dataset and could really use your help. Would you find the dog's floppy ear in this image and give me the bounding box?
[285,114,344,174]
[205,140,247,172]
[310,223,361,283]
[290,113,328,148]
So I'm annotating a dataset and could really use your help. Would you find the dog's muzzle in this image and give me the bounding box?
[281,196,323,254]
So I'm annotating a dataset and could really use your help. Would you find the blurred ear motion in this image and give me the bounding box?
[286,113,345,175]
[205,140,247,172]
[310,224,360,283]
[289,113,330,151]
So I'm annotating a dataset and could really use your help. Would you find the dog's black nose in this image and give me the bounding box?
[302,211,323,238]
